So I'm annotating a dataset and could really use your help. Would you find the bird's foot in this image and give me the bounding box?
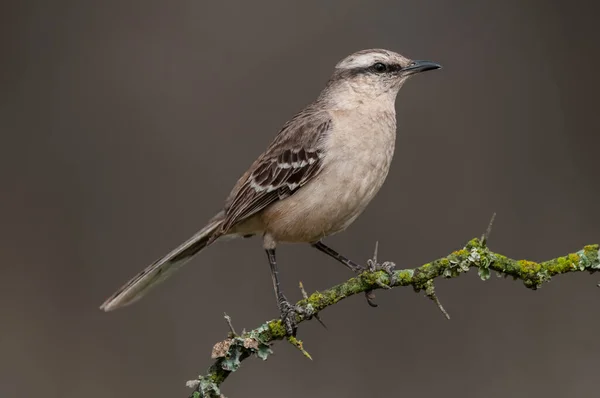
[363,242,397,307]
[278,296,301,336]
[367,260,397,285]
[365,241,397,285]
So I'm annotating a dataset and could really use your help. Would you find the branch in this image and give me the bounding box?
[187,238,600,398]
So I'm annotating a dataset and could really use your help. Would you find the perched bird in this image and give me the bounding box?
[100,49,441,334]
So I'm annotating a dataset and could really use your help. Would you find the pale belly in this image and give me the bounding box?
[260,145,394,243]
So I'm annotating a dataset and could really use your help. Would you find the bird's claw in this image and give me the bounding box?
[364,257,397,307]
[376,261,398,285]
[365,290,378,307]
[278,297,300,336]
[366,259,397,285]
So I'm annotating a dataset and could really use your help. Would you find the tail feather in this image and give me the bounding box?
[99,214,224,312]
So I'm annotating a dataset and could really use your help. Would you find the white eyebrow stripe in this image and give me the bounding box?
[335,50,392,70]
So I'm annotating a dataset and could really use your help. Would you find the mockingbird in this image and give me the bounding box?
[100,48,441,335]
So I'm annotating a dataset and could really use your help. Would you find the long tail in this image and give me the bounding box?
[99,213,224,312]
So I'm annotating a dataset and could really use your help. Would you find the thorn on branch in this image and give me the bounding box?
[298,282,327,330]
[365,241,380,307]
[424,280,450,320]
[224,313,237,337]
[287,335,312,360]
[299,281,309,300]
[370,241,379,268]
[481,212,497,247]
[364,242,398,307]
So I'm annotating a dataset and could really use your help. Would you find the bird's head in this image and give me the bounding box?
[324,49,441,104]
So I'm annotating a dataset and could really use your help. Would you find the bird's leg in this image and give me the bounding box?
[312,240,396,307]
[265,248,298,336]
[311,241,363,272]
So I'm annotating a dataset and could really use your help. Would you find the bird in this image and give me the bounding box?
[100,48,441,335]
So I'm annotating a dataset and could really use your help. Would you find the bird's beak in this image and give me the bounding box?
[401,60,442,75]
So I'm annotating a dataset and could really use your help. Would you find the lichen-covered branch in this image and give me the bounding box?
[187,238,600,398]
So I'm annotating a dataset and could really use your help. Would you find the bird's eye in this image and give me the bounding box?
[372,62,387,73]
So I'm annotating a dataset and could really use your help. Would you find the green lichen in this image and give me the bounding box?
[305,291,325,308]
[191,375,221,398]
[248,323,269,340]
[452,249,469,257]
[552,256,578,273]
[467,238,481,247]
[287,336,312,360]
[579,244,600,270]
[516,259,556,289]
[360,271,383,286]
[220,345,242,371]
[478,267,491,280]
[397,269,414,284]
[568,253,584,270]
[267,321,286,339]
[518,260,541,274]
[307,287,342,308]
[545,258,564,274]
[256,344,272,360]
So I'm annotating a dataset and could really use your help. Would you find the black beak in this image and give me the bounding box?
[401,60,442,75]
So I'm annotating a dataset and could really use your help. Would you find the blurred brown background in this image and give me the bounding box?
[1,1,599,397]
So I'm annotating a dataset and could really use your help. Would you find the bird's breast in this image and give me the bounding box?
[323,110,397,213]
[259,109,397,243]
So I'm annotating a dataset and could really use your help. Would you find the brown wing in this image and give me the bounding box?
[219,110,332,233]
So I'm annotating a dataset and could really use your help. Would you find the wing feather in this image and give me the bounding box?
[219,112,331,232]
